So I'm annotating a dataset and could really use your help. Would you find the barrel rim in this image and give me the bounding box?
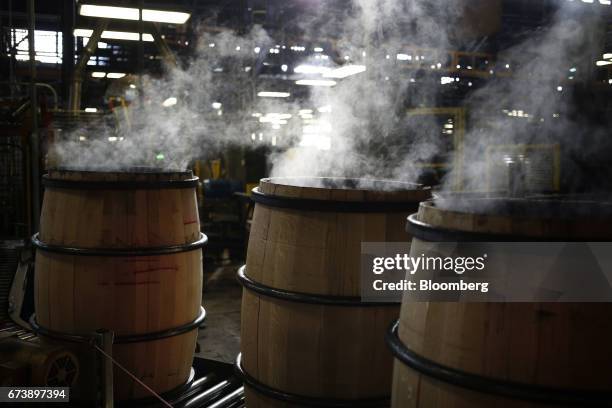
[237,266,398,307]
[31,232,208,256]
[234,353,390,407]
[424,196,612,219]
[29,306,206,344]
[406,213,612,242]
[251,187,423,213]
[261,176,423,191]
[42,174,199,190]
[386,320,612,406]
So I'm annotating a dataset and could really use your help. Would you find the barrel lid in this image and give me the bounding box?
[258,177,430,203]
[413,195,612,240]
[47,167,194,182]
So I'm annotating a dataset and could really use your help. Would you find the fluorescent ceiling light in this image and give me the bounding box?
[294,65,332,74]
[603,53,612,59]
[596,60,612,66]
[74,29,153,42]
[142,9,191,24]
[295,79,337,87]
[107,72,126,79]
[162,97,177,107]
[80,4,139,20]
[102,30,154,42]
[257,91,290,98]
[263,113,292,120]
[79,4,190,24]
[85,107,98,112]
[212,102,222,110]
[260,117,288,124]
[323,65,366,79]
[91,71,106,78]
[396,53,412,61]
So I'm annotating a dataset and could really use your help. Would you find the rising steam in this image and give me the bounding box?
[53,0,609,196]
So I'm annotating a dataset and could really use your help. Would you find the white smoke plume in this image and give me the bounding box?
[52,0,609,198]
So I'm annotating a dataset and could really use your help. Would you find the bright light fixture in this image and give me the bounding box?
[85,108,97,113]
[396,54,412,61]
[74,29,154,42]
[79,4,190,24]
[295,79,337,87]
[257,91,290,98]
[143,9,191,24]
[162,97,178,107]
[107,73,126,79]
[323,65,366,79]
[596,60,612,66]
[603,53,612,59]
[212,102,222,110]
[293,65,332,75]
[91,71,106,78]
[264,113,292,119]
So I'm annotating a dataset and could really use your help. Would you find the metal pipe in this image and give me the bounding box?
[69,20,107,112]
[27,0,39,233]
[138,1,144,104]
[206,387,245,408]
[0,82,59,110]
[150,23,177,69]
[61,0,75,108]
[8,0,15,97]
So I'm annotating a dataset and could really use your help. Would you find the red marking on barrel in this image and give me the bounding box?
[114,280,160,286]
[122,258,161,263]
[133,267,178,274]
[183,219,198,225]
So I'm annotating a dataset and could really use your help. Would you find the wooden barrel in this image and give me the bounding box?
[389,196,612,408]
[238,177,430,407]
[32,169,206,400]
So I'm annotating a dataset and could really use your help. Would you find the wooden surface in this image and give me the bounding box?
[35,170,203,400]
[242,177,430,406]
[392,197,612,407]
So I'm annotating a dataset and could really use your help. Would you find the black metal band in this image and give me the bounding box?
[386,320,612,406]
[237,266,397,307]
[234,353,389,408]
[42,175,199,190]
[406,213,609,242]
[30,306,206,344]
[251,187,420,213]
[31,232,208,257]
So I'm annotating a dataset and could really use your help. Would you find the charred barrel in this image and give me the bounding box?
[237,177,430,408]
[32,169,206,400]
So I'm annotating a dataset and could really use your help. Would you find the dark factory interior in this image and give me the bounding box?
[1,0,612,407]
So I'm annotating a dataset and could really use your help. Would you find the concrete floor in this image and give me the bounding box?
[195,262,243,364]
